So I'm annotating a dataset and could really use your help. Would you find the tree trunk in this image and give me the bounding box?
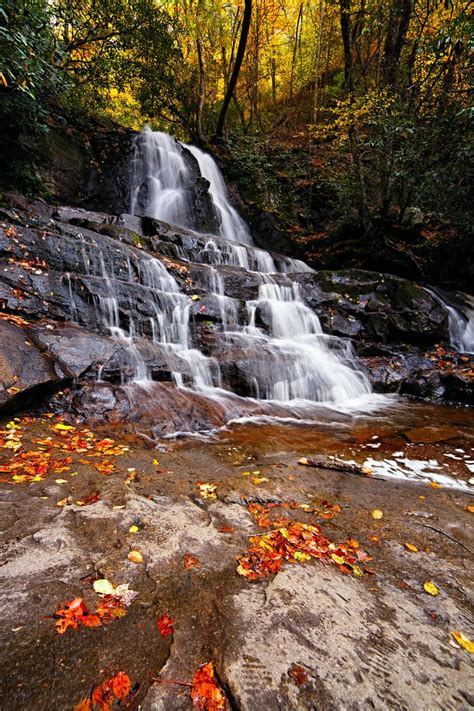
[195,29,206,145]
[214,0,252,139]
[382,0,412,88]
[339,0,371,230]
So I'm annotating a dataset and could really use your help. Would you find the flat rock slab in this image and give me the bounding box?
[0,414,472,710]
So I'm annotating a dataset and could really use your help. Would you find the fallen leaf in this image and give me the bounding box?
[52,423,75,432]
[217,525,234,533]
[129,525,140,534]
[110,671,131,700]
[252,477,269,485]
[197,482,217,499]
[423,581,440,596]
[404,543,418,553]
[288,664,307,686]
[93,579,116,597]
[128,550,143,563]
[466,505,474,513]
[451,631,474,653]
[371,509,383,520]
[183,554,200,570]
[429,481,443,488]
[191,661,227,710]
[157,613,174,637]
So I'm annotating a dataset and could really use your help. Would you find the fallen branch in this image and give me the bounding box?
[298,456,373,476]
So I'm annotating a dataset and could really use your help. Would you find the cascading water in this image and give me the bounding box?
[425,287,474,354]
[130,130,196,229]
[186,144,252,245]
[73,127,381,420]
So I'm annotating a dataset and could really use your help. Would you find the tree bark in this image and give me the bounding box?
[214,0,252,139]
[339,0,371,230]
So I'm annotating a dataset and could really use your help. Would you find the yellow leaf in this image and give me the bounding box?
[128,550,143,563]
[93,579,115,596]
[191,294,200,301]
[466,505,474,513]
[55,479,68,484]
[423,580,440,596]
[197,482,217,499]
[331,554,345,565]
[371,509,383,520]
[294,551,310,562]
[252,477,269,485]
[404,543,418,552]
[129,525,139,534]
[429,481,443,488]
[241,471,251,476]
[56,497,69,507]
[152,458,160,465]
[52,423,75,431]
[298,457,309,465]
[451,631,474,653]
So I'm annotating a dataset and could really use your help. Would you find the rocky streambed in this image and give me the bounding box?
[0,191,473,710]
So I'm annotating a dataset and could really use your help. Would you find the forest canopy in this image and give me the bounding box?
[1,0,472,230]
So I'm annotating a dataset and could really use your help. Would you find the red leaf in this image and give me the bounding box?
[288,664,307,686]
[157,613,175,637]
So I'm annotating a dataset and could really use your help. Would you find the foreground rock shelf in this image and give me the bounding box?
[0,413,472,710]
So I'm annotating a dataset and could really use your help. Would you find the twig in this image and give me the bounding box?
[420,524,472,553]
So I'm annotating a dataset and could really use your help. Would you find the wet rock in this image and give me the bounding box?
[360,356,411,393]
[0,321,61,413]
[403,425,460,444]
[439,372,474,406]
[297,269,449,346]
[30,323,121,379]
[70,381,227,435]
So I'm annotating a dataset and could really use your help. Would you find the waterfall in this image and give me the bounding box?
[75,128,379,413]
[130,129,195,229]
[186,144,252,245]
[425,287,474,354]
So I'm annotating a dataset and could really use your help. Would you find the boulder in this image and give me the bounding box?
[0,321,60,413]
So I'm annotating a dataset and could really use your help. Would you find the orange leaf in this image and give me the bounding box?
[110,671,131,700]
[74,699,92,711]
[183,554,200,570]
[191,662,227,710]
[81,614,102,628]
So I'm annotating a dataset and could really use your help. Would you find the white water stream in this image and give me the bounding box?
[425,287,474,354]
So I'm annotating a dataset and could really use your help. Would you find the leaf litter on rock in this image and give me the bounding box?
[236,502,372,580]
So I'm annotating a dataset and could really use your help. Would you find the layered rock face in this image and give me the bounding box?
[0,198,472,433]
